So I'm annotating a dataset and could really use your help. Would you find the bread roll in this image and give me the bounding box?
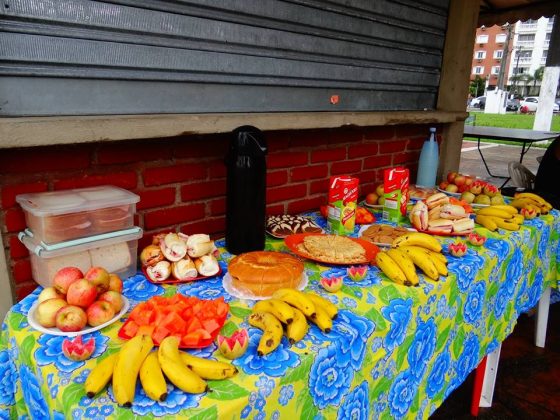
[194,255,220,277]
[160,233,187,261]
[146,261,171,282]
[228,251,304,298]
[172,258,198,280]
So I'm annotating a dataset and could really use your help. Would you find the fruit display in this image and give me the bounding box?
[85,334,237,407]
[474,205,524,232]
[347,265,368,282]
[439,172,505,206]
[360,224,410,246]
[375,233,448,286]
[216,329,249,359]
[140,232,220,282]
[62,335,95,361]
[266,215,322,237]
[509,192,553,216]
[320,276,343,292]
[448,242,468,257]
[33,266,125,332]
[467,232,487,246]
[409,193,474,235]
[119,294,229,347]
[247,288,338,355]
[364,183,386,206]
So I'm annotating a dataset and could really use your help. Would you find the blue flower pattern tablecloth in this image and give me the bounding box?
[0,209,559,419]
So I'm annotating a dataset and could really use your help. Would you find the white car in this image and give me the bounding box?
[520,96,560,112]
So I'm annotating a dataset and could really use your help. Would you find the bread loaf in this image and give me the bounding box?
[89,242,131,273]
[228,251,304,298]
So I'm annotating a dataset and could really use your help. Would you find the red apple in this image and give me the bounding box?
[439,181,449,190]
[464,177,474,187]
[35,298,68,328]
[37,287,65,303]
[375,184,384,197]
[97,291,124,312]
[55,305,87,332]
[454,175,466,187]
[85,267,110,294]
[469,182,483,195]
[447,172,458,183]
[445,184,459,193]
[66,279,97,308]
[458,184,470,193]
[365,192,379,206]
[108,274,123,293]
[53,267,84,294]
[86,301,115,327]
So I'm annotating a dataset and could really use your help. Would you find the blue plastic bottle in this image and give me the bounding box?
[416,127,439,188]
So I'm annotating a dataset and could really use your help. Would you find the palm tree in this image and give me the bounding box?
[532,66,545,94]
[521,74,534,96]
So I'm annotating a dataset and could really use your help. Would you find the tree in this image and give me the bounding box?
[533,66,545,89]
[469,76,486,97]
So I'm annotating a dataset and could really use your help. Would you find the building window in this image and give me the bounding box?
[513,67,527,75]
[542,50,548,59]
[493,50,503,59]
[545,33,551,40]
[473,66,484,75]
[476,35,489,44]
[496,34,507,43]
[474,51,486,59]
[518,34,535,42]
[491,66,501,75]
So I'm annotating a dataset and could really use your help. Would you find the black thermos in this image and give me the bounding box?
[225,126,268,254]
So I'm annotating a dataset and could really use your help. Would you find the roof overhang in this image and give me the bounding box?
[479,0,559,26]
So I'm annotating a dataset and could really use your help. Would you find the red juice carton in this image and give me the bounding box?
[327,176,359,234]
[382,167,410,222]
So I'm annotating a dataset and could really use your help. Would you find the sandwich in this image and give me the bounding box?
[171,258,198,281]
[425,193,449,210]
[427,219,453,234]
[452,217,475,234]
[160,233,187,262]
[186,234,215,258]
[439,204,467,220]
[409,201,428,231]
[194,255,220,277]
[428,206,442,220]
[140,244,165,267]
[146,260,171,282]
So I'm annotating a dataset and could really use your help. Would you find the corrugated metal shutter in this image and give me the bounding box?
[0,0,449,116]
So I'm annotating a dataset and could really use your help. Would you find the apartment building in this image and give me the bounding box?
[470,24,512,89]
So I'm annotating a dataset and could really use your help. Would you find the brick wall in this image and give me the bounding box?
[0,124,440,300]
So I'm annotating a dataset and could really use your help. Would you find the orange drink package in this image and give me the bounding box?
[382,167,410,223]
[327,176,359,234]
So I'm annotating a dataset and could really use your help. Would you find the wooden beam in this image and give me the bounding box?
[437,0,481,181]
[0,111,466,149]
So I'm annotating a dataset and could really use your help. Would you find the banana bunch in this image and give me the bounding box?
[248,289,338,355]
[85,334,237,406]
[474,205,524,232]
[509,192,552,215]
[375,232,447,286]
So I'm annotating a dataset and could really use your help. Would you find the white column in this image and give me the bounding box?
[534,66,560,131]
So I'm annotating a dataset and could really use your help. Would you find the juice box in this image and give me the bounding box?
[382,167,410,222]
[327,176,359,234]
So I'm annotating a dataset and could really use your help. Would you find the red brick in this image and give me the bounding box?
[289,130,326,148]
[54,172,137,190]
[144,204,205,230]
[16,282,37,301]
[329,129,363,144]
[1,182,48,209]
[363,155,392,169]
[287,196,325,214]
[10,236,29,259]
[268,152,308,169]
[290,164,328,182]
[311,148,346,163]
[379,140,408,154]
[209,198,226,216]
[5,208,26,232]
[266,204,285,215]
[348,143,379,159]
[267,184,307,204]
[355,170,378,187]
[208,161,227,179]
[267,170,289,187]
[363,127,395,140]
[143,164,206,187]
[174,136,228,159]
[13,259,32,284]
[330,160,362,175]
[181,180,226,201]
[97,141,172,165]
[181,218,226,236]
[393,151,420,165]
[0,146,91,174]
[266,131,291,152]
[310,179,329,195]
[406,137,426,151]
[136,187,176,210]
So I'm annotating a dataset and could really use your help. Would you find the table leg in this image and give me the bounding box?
[479,344,502,408]
[535,286,551,348]
[476,136,508,179]
[470,356,487,417]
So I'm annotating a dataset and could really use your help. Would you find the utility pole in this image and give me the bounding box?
[497,24,512,90]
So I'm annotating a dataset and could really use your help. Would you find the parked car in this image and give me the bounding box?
[470,96,486,108]
[506,99,520,112]
[520,96,560,112]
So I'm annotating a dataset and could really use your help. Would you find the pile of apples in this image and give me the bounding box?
[365,184,386,206]
[34,266,124,332]
[439,172,505,206]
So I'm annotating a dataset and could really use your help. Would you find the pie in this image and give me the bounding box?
[266,215,322,237]
[296,235,366,263]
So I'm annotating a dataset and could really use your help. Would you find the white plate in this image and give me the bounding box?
[222,273,309,301]
[28,296,130,337]
[363,203,383,209]
[437,187,461,197]
[357,224,416,247]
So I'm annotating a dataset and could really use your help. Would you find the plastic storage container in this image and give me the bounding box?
[19,227,142,288]
[16,186,140,244]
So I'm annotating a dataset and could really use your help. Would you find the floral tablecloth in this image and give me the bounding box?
[1,210,559,420]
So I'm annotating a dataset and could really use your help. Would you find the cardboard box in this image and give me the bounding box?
[382,167,410,222]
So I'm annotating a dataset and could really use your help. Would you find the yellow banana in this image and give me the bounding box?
[488,205,518,214]
[475,215,498,231]
[285,307,308,344]
[113,334,154,407]
[248,312,284,356]
[307,305,332,333]
[512,214,524,225]
[252,299,295,324]
[305,294,338,320]
[428,253,448,277]
[392,232,442,253]
[487,216,520,231]
[272,289,316,318]
[476,207,514,219]
[85,353,118,398]
[139,352,168,402]
[515,192,551,209]
[375,251,408,285]
[427,249,448,265]
[179,352,238,380]
[509,199,541,214]
[158,336,208,394]
[399,246,439,280]
[386,248,419,286]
